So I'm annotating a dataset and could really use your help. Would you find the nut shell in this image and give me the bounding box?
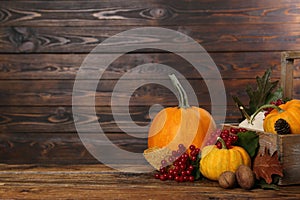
[236,165,255,190]
[218,171,236,189]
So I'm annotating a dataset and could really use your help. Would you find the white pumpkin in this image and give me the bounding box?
[239,111,265,132]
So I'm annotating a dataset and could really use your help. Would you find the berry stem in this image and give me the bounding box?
[169,74,190,109]
[250,104,284,124]
[217,137,227,149]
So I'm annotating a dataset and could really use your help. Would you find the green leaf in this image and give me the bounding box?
[232,68,283,117]
[256,178,280,190]
[234,131,259,158]
[265,87,283,105]
[192,153,202,180]
[247,68,280,115]
[193,168,202,180]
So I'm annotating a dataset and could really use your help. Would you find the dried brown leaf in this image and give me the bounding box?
[253,148,283,184]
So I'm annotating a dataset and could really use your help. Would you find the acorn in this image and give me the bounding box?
[274,118,291,135]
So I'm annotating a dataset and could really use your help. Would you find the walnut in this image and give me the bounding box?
[236,165,255,190]
[218,171,236,189]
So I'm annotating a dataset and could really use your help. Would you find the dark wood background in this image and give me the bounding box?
[0,0,300,164]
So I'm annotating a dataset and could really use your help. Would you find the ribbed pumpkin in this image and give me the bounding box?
[148,74,216,151]
[200,139,251,181]
[252,99,300,134]
[264,99,300,134]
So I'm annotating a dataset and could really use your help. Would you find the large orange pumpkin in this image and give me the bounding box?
[148,74,216,151]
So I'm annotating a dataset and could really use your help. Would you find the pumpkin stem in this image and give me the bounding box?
[250,104,284,124]
[239,106,251,122]
[169,74,190,109]
[217,137,227,149]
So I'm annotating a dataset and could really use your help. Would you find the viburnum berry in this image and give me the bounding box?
[231,135,239,143]
[155,144,200,182]
[189,144,195,151]
[159,167,167,174]
[168,156,174,163]
[225,140,232,149]
[180,164,186,170]
[161,159,168,167]
[189,176,195,182]
[229,127,237,134]
[160,174,167,181]
[171,150,178,158]
[202,129,222,147]
[223,129,229,135]
[191,156,197,161]
[175,176,180,182]
[216,141,222,149]
[238,128,247,133]
[215,128,242,149]
[186,170,192,175]
[168,174,174,180]
[263,98,285,116]
[183,176,188,182]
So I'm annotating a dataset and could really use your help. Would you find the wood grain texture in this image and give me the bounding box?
[1,0,299,26]
[281,52,300,99]
[0,79,275,106]
[1,24,300,53]
[0,105,241,134]
[0,52,282,80]
[1,0,300,166]
[281,53,295,99]
[0,164,300,199]
[291,79,300,99]
[278,135,300,185]
[0,132,147,164]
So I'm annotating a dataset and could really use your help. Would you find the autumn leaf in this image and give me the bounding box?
[253,148,283,184]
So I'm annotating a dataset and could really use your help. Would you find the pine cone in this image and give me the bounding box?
[274,118,291,134]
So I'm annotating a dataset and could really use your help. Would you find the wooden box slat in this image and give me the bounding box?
[281,51,300,99]
[278,135,300,185]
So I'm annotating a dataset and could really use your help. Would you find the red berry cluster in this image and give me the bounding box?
[154,144,200,182]
[263,99,284,116]
[215,127,246,149]
[202,129,222,147]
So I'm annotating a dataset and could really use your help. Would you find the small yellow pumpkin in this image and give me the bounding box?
[264,99,300,134]
[200,139,251,181]
[251,99,300,134]
[148,74,216,151]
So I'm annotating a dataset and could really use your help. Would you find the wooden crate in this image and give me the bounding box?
[223,124,300,185]
[279,51,300,185]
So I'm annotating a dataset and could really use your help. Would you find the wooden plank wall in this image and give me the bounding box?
[0,0,300,164]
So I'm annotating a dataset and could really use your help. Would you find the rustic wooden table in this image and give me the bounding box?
[0,164,299,199]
